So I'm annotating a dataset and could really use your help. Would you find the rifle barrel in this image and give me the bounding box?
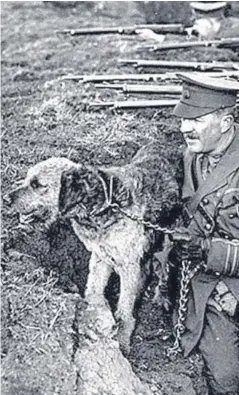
[55,24,184,36]
[152,37,239,51]
[89,99,179,109]
[119,59,239,71]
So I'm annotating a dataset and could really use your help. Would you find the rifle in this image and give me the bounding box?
[88,99,179,109]
[149,37,239,52]
[59,73,179,83]
[59,71,239,83]
[88,97,239,110]
[119,59,239,71]
[55,24,185,36]
[95,83,182,94]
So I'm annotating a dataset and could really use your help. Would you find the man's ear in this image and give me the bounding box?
[221,114,234,134]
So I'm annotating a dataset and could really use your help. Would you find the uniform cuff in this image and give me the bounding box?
[206,238,239,277]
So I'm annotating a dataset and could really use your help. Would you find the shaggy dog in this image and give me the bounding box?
[9,143,181,353]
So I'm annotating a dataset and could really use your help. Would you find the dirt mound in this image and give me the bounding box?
[2,255,79,395]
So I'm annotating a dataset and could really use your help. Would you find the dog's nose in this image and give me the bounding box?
[4,186,22,206]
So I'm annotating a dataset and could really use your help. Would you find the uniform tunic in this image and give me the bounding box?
[180,125,239,394]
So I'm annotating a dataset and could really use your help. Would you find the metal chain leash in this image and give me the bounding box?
[109,202,183,235]
[166,258,204,358]
[96,175,186,235]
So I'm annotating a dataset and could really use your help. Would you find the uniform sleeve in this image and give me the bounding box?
[205,237,239,277]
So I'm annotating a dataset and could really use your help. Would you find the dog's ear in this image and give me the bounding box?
[58,166,85,214]
[62,168,79,188]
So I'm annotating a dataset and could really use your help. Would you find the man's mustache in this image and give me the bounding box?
[183,133,198,140]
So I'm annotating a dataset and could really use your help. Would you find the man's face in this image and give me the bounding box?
[180,112,222,154]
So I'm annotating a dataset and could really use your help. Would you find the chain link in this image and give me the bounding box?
[166,259,204,358]
[109,202,183,235]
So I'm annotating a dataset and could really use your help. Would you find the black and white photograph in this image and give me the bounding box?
[1,1,239,394]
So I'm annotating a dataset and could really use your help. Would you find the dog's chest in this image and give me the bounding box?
[71,218,149,266]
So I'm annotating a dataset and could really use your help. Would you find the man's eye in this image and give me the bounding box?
[30,178,40,189]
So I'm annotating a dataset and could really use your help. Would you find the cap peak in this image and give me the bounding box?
[190,2,228,13]
[173,72,238,119]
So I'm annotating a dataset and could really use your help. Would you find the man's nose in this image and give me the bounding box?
[180,119,194,134]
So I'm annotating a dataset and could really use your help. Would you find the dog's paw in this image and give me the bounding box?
[116,317,135,356]
[119,343,130,357]
[118,332,131,357]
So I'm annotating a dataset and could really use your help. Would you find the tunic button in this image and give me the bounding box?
[202,198,209,205]
[205,223,211,230]
[224,234,229,239]
[229,213,235,219]
[215,272,220,277]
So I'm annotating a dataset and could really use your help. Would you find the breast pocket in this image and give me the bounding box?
[217,190,239,239]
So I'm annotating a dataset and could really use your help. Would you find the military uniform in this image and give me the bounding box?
[173,73,239,395]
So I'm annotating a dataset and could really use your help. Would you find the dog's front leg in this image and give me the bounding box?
[115,261,141,355]
[85,251,112,308]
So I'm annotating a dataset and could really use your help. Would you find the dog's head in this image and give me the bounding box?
[8,157,76,228]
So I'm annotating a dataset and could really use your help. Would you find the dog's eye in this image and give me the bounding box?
[30,177,40,190]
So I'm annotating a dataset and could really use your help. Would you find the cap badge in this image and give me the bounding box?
[183,89,191,99]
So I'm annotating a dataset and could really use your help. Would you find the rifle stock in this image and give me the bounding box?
[95,83,182,94]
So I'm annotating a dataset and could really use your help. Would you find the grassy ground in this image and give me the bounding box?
[2,2,239,395]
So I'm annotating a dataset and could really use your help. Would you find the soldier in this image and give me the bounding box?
[171,73,239,395]
[189,1,239,39]
[190,1,228,21]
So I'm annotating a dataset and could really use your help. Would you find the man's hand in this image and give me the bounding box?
[135,29,165,44]
[169,229,206,267]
